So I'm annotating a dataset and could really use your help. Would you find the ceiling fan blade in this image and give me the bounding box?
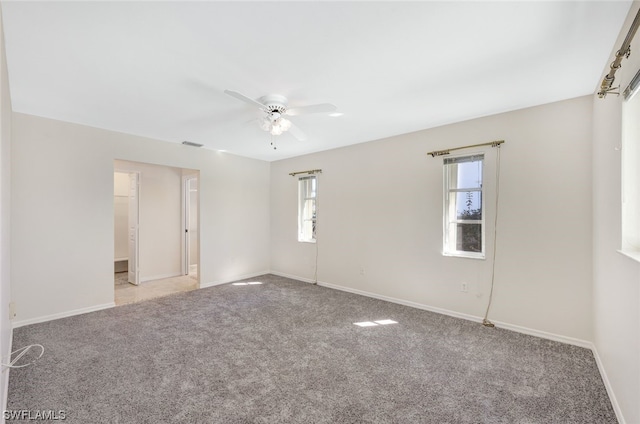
[286,103,337,116]
[224,90,266,110]
[288,122,307,141]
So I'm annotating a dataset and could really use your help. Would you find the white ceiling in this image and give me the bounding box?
[0,1,632,161]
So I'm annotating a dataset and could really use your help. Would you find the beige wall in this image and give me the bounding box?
[271,96,594,343]
[11,113,271,325]
[4,5,639,422]
[592,3,640,423]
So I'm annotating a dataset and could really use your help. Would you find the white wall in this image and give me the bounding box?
[11,113,270,325]
[0,3,11,419]
[271,95,593,343]
[114,160,183,282]
[592,3,640,423]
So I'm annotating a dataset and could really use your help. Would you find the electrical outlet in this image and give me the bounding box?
[359,267,365,276]
[9,301,16,320]
[460,282,468,293]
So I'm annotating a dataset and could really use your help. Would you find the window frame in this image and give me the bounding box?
[442,153,486,259]
[620,67,640,262]
[297,175,317,243]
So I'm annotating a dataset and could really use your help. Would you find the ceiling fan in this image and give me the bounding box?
[224,90,337,147]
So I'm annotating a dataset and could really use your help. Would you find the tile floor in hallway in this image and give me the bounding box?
[114,272,198,306]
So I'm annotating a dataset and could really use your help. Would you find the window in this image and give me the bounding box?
[443,154,484,258]
[621,68,640,261]
[298,175,317,242]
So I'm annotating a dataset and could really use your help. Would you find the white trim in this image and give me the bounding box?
[617,249,640,264]
[489,319,591,349]
[443,251,486,260]
[320,278,486,323]
[591,343,626,424]
[12,302,116,329]
[270,270,317,284]
[200,270,271,289]
[270,271,592,349]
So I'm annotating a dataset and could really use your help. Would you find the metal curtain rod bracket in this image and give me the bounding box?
[289,169,322,177]
[598,7,640,98]
[427,140,504,158]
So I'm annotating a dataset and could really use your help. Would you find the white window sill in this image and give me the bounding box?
[617,249,640,264]
[298,240,317,244]
[443,252,485,260]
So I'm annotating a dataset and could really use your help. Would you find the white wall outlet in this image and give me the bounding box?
[9,301,16,320]
[460,282,468,293]
[359,267,365,276]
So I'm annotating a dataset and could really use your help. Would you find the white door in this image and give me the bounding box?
[128,172,140,285]
[183,176,198,277]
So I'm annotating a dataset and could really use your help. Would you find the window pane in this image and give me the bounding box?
[456,223,482,252]
[443,153,484,257]
[302,199,315,221]
[299,177,316,199]
[454,190,482,220]
[301,219,314,241]
[298,175,317,242]
[456,160,482,189]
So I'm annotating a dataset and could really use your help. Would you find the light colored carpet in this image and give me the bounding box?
[7,274,616,423]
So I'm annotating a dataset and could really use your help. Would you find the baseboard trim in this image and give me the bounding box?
[591,343,625,424]
[200,270,271,289]
[318,278,485,323]
[12,302,116,329]
[489,319,592,349]
[270,271,317,285]
[270,271,592,349]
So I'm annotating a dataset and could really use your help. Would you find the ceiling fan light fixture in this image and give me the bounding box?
[279,118,292,131]
[224,89,333,144]
[259,119,271,132]
[270,125,283,136]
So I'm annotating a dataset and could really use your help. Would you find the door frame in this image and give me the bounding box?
[114,168,141,286]
[181,175,199,279]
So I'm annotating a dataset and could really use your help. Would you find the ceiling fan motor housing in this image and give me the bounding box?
[260,94,288,116]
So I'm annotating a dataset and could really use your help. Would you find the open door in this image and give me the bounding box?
[128,172,140,285]
[183,176,198,279]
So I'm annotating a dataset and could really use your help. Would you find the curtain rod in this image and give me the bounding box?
[289,169,322,177]
[598,7,640,98]
[427,140,504,158]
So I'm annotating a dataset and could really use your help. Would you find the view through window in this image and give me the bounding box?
[298,175,317,243]
[443,154,485,258]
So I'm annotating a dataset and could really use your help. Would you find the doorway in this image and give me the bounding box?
[114,171,139,285]
[183,176,199,280]
[113,161,200,305]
